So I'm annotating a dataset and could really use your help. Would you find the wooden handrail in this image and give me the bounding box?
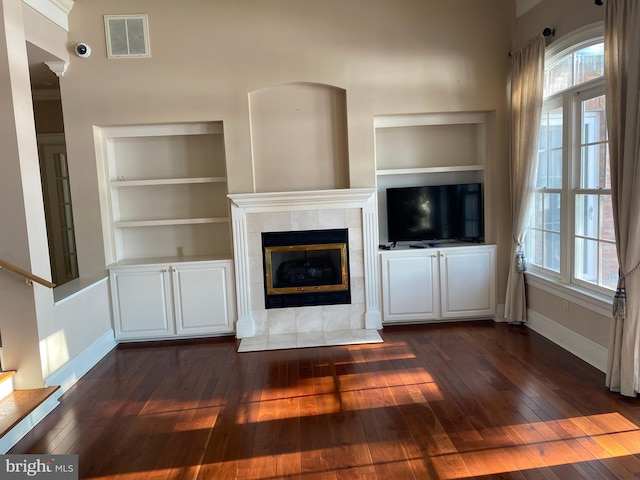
[0,259,56,288]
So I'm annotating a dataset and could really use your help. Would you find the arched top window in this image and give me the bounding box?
[527,22,617,295]
[544,41,604,97]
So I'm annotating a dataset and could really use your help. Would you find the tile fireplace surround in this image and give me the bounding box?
[228,188,382,340]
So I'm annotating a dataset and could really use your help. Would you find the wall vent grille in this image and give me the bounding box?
[104,15,150,58]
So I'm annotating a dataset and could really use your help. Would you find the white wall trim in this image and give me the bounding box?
[0,391,60,453]
[22,0,74,31]
[45,329,117,393]
[526,309,608,373]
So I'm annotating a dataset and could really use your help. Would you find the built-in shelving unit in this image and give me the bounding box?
[374,111,496,325]
[98,122,232,265]
[97,122,237,340]
[374,111,491,244]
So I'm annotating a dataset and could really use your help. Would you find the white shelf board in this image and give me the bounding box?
[103,122,223,138]
[109,255,233,268]
[111,176,227,187]
[114,217,230,228]
[376,165,484,176]
[374,111,487,129]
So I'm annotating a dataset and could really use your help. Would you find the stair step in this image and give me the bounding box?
[0,371,16,401]
[0,386,60,439]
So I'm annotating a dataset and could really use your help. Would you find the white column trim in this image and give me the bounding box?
[230,202,254,338]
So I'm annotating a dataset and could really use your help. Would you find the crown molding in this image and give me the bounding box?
[515,0,543,17]
[22,0,74,31]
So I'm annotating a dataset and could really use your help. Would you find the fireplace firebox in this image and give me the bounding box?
[262,229,350,308]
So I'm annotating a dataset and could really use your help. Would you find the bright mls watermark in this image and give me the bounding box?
[1,455,77,479]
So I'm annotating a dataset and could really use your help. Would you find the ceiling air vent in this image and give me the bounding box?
[104,15,150,58]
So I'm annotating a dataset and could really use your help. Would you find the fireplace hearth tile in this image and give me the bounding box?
[268,333,297,350]
[237,329,383,352]
[297,331,325,348]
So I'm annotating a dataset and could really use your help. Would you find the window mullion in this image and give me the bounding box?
[561,93,574,284]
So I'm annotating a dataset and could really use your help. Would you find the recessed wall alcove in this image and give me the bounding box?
[248,82,349,193]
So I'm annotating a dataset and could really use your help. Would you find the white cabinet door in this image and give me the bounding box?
[381,252,440,322]
[110,265,174,340]
[172,261,235,336]
[439,246,495,319]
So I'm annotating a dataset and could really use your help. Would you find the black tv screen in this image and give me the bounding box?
[386,183,484,243]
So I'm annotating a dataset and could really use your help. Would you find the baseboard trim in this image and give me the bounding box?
[45,329,117,394]
[526,309,607,373]
[0,390,61,454]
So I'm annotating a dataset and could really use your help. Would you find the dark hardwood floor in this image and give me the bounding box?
[10,321,640,479]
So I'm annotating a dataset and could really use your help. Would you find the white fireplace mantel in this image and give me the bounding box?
[228,188,378,212]
[228,188,382,338]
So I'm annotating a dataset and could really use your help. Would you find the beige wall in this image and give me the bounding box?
[518,0,609,349]
[516,0,603,45]
[63,0,515,300]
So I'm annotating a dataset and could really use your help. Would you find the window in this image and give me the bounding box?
[527,37,617,294]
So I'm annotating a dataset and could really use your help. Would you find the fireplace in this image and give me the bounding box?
[228,188,382,338]
[262,229,350,308]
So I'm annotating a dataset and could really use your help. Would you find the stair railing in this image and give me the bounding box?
[0,259,56,288]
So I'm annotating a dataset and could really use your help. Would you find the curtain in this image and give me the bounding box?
[504,35,545,324]
[604,0,640,397]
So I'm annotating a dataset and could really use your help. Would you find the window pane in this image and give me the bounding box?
[599,195,615,241]
[544,232,560,271]
[532,193,543,229]
[574,43,604,84]
[575,194,599,238]
[580,94,608,190]
[544,193,561,232]
[549,149,562,188]
[600,242,618,290]
[536,151,548,189]
[604,146,611,189]
[582,95,607,144]
[549,109,563,149]
[580,145,608,189]
[527,229,544,267]
[538,107,563,188]
[575,237,598,284]
[545,56,572,96]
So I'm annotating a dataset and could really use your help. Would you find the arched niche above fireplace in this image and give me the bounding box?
[248,82,349,193]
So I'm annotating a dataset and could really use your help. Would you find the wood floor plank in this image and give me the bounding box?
[10,321,640,479]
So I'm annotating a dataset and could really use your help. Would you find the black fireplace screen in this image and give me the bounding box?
[262,229,351,308]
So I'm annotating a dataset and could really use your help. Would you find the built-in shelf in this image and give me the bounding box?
[110,177,227,187]
[376,165,484,176]
[98,121,232,264]
[114,217,230,228]
[374,111,492,245]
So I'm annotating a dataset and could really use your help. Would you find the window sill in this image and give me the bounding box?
[525,271,613,318]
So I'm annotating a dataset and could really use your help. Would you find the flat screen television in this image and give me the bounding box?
[386,183,484,243]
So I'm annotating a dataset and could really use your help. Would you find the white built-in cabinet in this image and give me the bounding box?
[380,245,496,323]
[98,122,236,340]
[110,260,235,340]
[374,112,496,324]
